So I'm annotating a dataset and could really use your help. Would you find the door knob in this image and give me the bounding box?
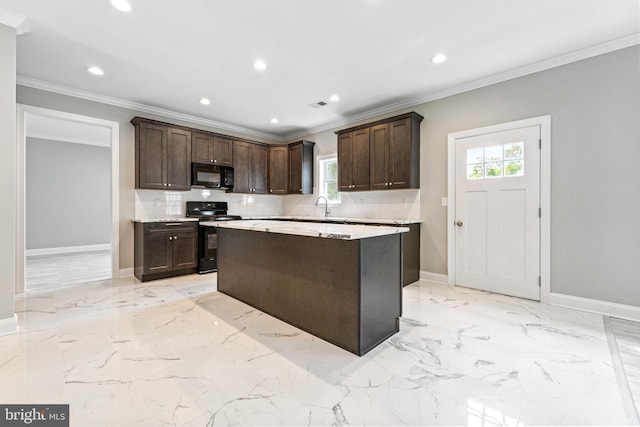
[456,220,463,227]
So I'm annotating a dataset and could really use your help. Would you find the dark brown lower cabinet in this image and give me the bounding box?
[218,228,402,356]
[134,221,198,282]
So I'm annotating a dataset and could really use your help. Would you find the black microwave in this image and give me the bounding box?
[191,163,234,189]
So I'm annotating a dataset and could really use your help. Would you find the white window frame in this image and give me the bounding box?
[317,153,341,204]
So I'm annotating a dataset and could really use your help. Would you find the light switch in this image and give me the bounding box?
[441,197,448,207]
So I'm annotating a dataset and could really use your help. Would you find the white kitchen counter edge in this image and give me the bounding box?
[202,220,409,240]
[242,216,421,225]
[132,218,199,223]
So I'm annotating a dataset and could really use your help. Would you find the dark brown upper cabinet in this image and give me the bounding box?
[133,117,191,191]
[268,145,289,194]
[337,128,370,191]
[336,112,423,192]
[192,132,233,167]
[233,141,268,194]
[288,140,315,194]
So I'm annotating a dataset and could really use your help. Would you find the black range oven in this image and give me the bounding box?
[185,201,242,274]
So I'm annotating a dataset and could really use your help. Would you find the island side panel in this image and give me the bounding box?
[359,233,402,355]
[217,228,362,354]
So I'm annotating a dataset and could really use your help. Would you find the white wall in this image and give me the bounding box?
[26,137,111,250]
[0,23,16,331]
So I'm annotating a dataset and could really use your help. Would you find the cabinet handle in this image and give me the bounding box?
[213,159,217,163]
[169,236,173,240]
[389,182,393,187]
[163,183,167,187]
[168,183,172,187]
[165,223,182,226]
[210,159,213,163]
[299,188,302,192]
[174,235,178,239]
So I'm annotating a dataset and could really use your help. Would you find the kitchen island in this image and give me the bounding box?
[206,220,408,356]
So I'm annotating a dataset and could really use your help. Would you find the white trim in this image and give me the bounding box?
[119,268,134,278]
[447,115,551,303]
[16,76,281,142]
[419,271,448,285]
[284,34,639,141]
[0,314,18,336]
[26,244,111,257]
[27,131,111,148]
[15,105,120,292]
[550,293,640,323]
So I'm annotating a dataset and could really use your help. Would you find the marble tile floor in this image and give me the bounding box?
[25,250,112,291]
[1,275,638,426]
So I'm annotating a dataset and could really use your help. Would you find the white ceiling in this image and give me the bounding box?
[1,0,639,141]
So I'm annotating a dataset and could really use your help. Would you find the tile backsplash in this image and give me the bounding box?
[135,188,419,221]
[282,188,420,220]
[134,189,283,219]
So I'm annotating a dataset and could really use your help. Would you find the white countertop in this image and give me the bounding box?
[241,216,421,225]
[132,218,199,223]
[202,220,409,240]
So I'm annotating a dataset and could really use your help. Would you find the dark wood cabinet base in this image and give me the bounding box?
[217,228,402,356]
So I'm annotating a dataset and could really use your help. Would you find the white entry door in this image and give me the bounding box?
[454,125,540,300]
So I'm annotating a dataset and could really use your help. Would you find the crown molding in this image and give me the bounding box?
[282,33,640,141]
[16,76,284,142]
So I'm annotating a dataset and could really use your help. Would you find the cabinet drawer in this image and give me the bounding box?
[143,222,198,234]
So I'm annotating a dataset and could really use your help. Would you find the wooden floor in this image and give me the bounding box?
[25,250,112,291]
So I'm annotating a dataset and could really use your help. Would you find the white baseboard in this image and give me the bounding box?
[550,292,640,323]
[26,244,111,257]
[0,314,18,336]
[419,271,449,285]
[119,268,134,278]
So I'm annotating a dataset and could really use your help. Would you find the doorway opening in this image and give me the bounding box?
[16,105,120,293]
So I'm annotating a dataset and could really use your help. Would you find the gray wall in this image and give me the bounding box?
[26,137,111,250]
[15,45,640,308]
[293,46,640,307]
[0,23,16,325]
[416,46,640,306]
[16,86,279,271]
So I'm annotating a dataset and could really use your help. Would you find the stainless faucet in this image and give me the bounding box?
[315,196,330,217]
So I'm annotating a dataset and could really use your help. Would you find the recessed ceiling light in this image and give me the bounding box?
[87,66,104,76]
[253,59,267,70]
[329,94,340,102]
[199,98,211,105]
[430,53,447,64]
[270,118,279,124]
[110,0,132,12]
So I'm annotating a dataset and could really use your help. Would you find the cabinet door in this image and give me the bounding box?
[251,144,268,194]
[143,232,173,274]
[172,231,198,270]
[352,128,370,191]
[232,141,251,193]
[166,127,191,190]
[138,122,166,189]
[289,144,304,194]
[192,132,213,164]
[338,132,354,191]
[269,145,288,194]
[389,118,412,188]
[212,137,233,167]
[369,123,390,190]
